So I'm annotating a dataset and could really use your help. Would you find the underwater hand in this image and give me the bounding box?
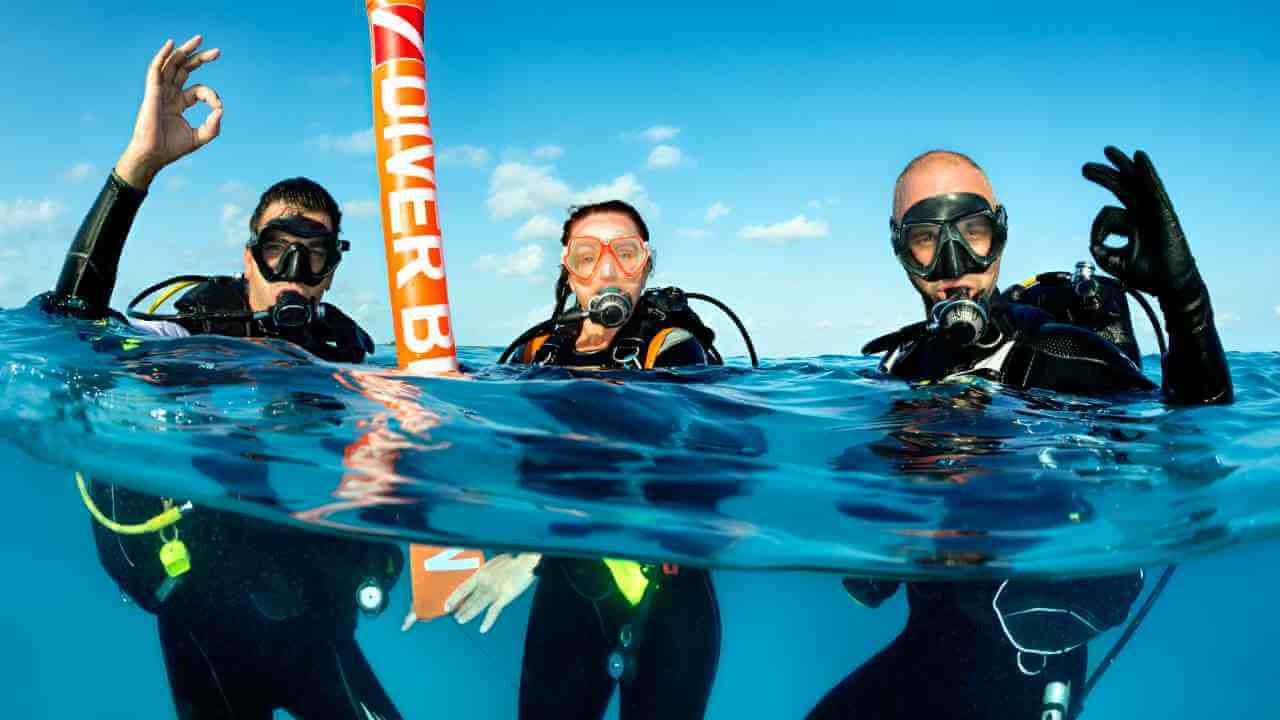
[1082,147,1200,300]
[444,552,541,633]
[116,35,223,190]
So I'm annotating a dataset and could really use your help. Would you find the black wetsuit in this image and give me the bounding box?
[813,280,1232,720]
[511,303,723,720]
[46,173,404,720]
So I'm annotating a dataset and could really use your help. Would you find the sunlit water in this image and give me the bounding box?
[2,298,1278,718]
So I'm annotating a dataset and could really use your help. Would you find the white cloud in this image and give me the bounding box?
[487,163,572,219]
[1218,312,1240,329]
[532,145,565,160]
[439,145,492,168]
[221,203,249,246]
[574,174,659,218]
[1274,305,1280,319]
[0,198,62,236]
[705,201,730,224]
[474,244,545,277]
[815,319,835,329]
[219,180,246,195]
[807,197,841,210]
[309,128,375,156]
[63,162,95,183]
[343,199,380,219]
[165,175,189,192]
[515,214,562,242]
[739,214,830,243]
[676,228,709,240]
[646,145,685,169]
[639,125,681,143]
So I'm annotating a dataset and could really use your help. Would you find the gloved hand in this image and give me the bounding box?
[1082,147,1201,303]
[443,552,541,634]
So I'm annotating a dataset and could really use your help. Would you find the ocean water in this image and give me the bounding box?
[2,299,1278,718]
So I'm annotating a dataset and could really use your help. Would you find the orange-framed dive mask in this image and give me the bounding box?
[561,234,650,282]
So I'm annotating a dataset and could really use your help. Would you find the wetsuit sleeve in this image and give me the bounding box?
[1002,323,1156,395]
[649,328,710,368]
[49,172,147,318]
[1158,276,1232,405]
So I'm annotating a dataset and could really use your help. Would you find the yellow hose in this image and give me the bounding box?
[75,472,189,535]
[147,281,200,313]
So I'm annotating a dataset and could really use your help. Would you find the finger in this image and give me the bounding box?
[444,576,478,613]
[162,35,202,84]
[147,40,175,87]
[183,84,222,110]
[195,107,222,147]
[1103,146,1137,177]
[479,594,513,634]
[175,48,220,87]
[1132,150,1176,208]
[455,589,492,625]
[1089,206,1134,275]
[1081,162,1132,204]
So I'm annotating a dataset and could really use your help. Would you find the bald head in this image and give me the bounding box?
[893,150,998,221]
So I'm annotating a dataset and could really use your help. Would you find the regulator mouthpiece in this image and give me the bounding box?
[557,287,634,328]
[268,291,317,330]
[929,287,988,347]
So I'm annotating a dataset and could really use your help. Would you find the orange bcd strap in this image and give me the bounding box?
[643,328,678,369]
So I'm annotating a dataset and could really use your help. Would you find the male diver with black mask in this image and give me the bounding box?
[40,36,403,719]
[442,200,753,720]
[810,149,1233,720]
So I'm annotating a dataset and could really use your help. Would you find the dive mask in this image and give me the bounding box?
[247,216,349,287]
[562,234,650,282]
[891,192,1007,281]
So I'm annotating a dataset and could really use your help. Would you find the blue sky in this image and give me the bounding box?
[1,1,1277,357]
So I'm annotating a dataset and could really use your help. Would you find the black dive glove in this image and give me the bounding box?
[1082,147,1232,404]
[1082,147,1200,302]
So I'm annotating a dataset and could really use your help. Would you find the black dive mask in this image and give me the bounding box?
[557,287,634,328]
[891,193,1007,281]
[247,216,349,287]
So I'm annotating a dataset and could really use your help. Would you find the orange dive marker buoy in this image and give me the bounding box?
[366,0,482,625]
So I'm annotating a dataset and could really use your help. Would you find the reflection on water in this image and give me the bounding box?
[2,302,1277,576]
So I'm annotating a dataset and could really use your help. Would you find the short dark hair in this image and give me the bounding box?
[249,177,342,235]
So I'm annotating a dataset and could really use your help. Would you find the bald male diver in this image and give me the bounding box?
[41,36,404,719]
[809,148,1232,720]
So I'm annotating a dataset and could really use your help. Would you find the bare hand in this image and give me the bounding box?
[443,552,541,634]
[116,36,223,189]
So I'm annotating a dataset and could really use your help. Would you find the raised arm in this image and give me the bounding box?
[50,36,222,317]
[1082,147,1232,405]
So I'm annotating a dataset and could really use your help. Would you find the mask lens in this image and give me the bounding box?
[261,240,290,269]
[611,238,647,275]
[955,213,995,257]
[902,223,941,267]
[565,237,604,278]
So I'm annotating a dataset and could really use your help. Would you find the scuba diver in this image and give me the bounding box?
[41,36,404,719]
[443,200,756,719]
[810,149,1233,720]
